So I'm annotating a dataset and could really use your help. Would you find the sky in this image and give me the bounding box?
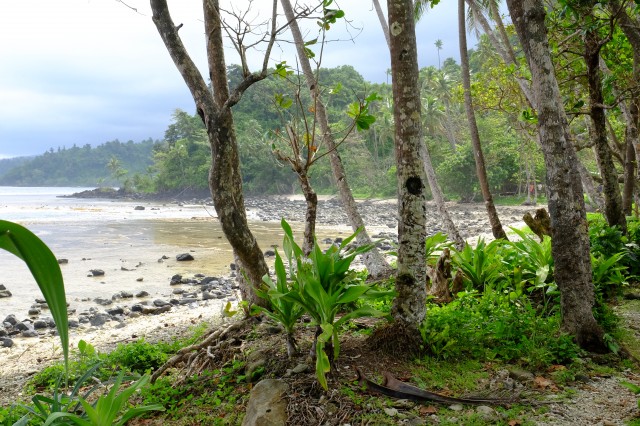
[0,0,473,158]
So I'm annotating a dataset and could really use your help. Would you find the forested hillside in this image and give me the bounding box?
[0,53,601,201]
[0,139,156,187]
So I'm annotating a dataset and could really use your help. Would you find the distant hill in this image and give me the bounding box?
[0,139,157,187]
[0,156,33,178]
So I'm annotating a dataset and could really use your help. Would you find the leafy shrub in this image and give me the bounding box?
[102,340,168,375]
[421,290,579,369]
[588,214,640,278]
[260,219,392,389]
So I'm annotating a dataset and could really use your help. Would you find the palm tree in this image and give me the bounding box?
[435,39,443,69]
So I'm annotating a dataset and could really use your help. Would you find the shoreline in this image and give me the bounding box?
[0,192,540,403]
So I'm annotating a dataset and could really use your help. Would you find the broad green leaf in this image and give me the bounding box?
[0,220,69,372]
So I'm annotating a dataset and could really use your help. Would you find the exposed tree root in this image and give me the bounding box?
[366,322,424,359]
[151,319,250,384]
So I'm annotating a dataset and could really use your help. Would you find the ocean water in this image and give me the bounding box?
[0,187,316,320]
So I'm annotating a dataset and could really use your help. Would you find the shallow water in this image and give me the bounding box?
[0,187,329,320]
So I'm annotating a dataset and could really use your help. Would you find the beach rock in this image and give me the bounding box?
[33,320,49,329]
[0,290,12,298]
[172,288,185,295]
[0,329,7,337]
[28,308,40,316]
[0,285,5,290]
[136,277,143,282]
[68,319,79,328]
[170,274,183,285]
[264,250,275,257]
[154,305,172,315]
[179,298,198,305]
[135,291,149,298]
[89,269,105,277]
[21,329,38,338]
[242,379,288,426]
[153,299,171,307]
[134,206,145,210]
[94,297,112,306]
[1,338,13,348]
[3,315,18,326]
[57,259,68,264]
[14,322,29,332]
[200,276,219,285]
[176,253,194,261]
[90,313,111,327]
[107,307,124,316]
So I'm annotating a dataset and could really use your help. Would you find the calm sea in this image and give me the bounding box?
[0,187,311,321]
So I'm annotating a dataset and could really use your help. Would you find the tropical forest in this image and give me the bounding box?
[1,1,640,425]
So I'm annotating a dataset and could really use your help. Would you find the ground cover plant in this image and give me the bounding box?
[2,213,640,425]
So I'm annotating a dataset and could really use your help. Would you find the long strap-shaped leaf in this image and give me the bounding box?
[0,220,69,370]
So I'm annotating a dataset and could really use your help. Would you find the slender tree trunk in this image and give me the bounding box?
[609,0,640,213]
[506,0,606,352]
[151,0,269,307]
[375,2,463,247]
[583,16,627,232]
[280,0,391,277]
[458,0,507,240]
[419,142,465,248]
[372,0,390,48]
[387,0,428,331]
[299,171,317,256]
[576,157,605,212]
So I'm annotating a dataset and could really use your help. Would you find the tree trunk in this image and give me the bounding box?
[280,0,391,277]
[506,0,606,352]
[151,0,269,307]
[609,0,640,194]
[576,157,605,211]
[387,0,428,330]
[375,0,464,249]
[458,0,508,240]
[583,16,627,232]
[299,170,317,256]
[372,0,390,48]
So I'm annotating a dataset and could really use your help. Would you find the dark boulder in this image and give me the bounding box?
[176,253,194,261]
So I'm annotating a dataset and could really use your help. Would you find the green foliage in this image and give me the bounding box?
[0,139,156,187]
[254,249,305,356]
[17,369,163,426]
[452,239,505,291]
[588,214,640,278]
[620,381,640,409]
[102,340,168,375]
[140,362,247,422]
[425,232,454,265]
[266,219,392,389]
[0,220,69,372]
[420,290,580,369]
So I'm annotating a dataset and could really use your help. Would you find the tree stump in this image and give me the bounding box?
[427,248,453,303]
[523,208,551,241]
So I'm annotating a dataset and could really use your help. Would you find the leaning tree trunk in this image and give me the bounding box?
[387,0,428,332]
[576,157,605,211]
[151,0,269,307]
[280,0,391,277]
[458,0,507,240]
[584,16,627,232]
[506,0,606,352]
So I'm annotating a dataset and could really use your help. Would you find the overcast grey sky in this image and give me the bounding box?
[0,0,472,158]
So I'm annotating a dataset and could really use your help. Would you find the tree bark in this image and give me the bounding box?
[458,0,508,240]
[151,0,269,307]
[280,0,392,277]
[376,0,464,248]
[387,0,428,328]
[506,0,606,352]
[583,11,627,232]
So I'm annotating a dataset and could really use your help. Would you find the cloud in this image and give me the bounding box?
[0,0,469,157]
